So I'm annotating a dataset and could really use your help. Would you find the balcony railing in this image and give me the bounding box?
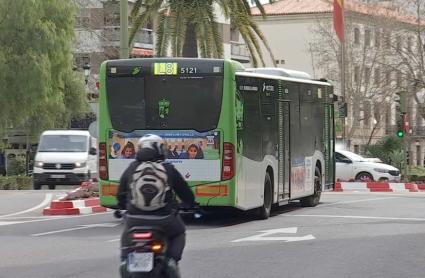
[102,28,153,48]
[230,41,249,58]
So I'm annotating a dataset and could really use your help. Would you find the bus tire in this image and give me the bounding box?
[300,166,322,207]
[257,172,273,220]
[48,184,56,190]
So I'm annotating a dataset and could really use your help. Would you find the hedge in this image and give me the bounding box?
[0,176,32,190]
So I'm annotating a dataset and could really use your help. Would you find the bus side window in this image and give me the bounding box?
[236,90,244,130]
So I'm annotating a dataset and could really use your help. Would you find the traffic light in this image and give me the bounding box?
[338,102,347,118]
[396,113,405,138]
[395,91,407,114]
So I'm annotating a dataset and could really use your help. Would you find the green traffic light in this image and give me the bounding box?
[397,130,405,138]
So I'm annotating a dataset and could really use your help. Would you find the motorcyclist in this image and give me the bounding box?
[116,134,195,277]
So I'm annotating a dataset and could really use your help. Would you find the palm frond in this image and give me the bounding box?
[155,11,169,56]
[130,0,144,18]
[241,30,259,67]
[230,1,274,66]
[129,1,163,46]
[203,3,223,57]
[215,0,231,18]
[172,1,189,56]
[247,18,276,65]
[246,0,267,17]
[130,0,274,64]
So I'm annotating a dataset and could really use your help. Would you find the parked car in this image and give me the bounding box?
[335,150,400,182]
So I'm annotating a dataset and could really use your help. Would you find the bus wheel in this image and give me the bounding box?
[300,167,322,207]
[257,172,272,220]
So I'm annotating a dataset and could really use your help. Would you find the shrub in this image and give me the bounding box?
[365,136,403,167]
[7,156,26,176]
[0,176,32,190]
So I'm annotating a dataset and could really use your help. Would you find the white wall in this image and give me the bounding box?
[253,14,329,78]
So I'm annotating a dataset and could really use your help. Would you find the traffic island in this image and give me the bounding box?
[335,182,420,192]
[43,180,107,215]
[43,197,107,215]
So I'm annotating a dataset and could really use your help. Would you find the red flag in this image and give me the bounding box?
[333,0,344,41]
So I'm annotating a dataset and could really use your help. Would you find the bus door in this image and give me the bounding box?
[324,103,335,189]
[277,100,290,200]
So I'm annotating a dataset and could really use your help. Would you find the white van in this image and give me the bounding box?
[33,130,98,189]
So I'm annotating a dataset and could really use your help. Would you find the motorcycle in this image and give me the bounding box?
[116,206,203,278]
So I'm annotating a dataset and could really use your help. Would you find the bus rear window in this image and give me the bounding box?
[106,76,223,133]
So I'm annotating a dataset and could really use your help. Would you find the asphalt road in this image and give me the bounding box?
[0,191,424,278]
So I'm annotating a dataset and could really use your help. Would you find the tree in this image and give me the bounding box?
[0,0,89,135]
[130,0,275,66]
[380,0,425,120]
[309,9,400,148]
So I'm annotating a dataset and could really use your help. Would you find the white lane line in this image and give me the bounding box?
[32,226,92,236]
[285,214,425,222]
[0,216,53,220]
[0,193,53,218]
[0,221,22,226]
[32,223,120,236]
[106,238,120,243]
[0,211,114,226]
[319,197,399,207]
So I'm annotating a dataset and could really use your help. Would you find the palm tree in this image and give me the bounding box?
[130,0,275,67]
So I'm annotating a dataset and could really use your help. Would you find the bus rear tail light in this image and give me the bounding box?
[99,143,109,180]
[222,143,235,180]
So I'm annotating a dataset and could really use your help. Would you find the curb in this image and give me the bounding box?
[43,198,107,215]
[334,182,423,193]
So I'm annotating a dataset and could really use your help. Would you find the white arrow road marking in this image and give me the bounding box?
[232,227,315,243]
[0,193,53,218]
[31,222,120,236]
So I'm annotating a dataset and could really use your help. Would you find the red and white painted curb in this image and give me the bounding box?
[334,182,425,193]
[43,198,107,215]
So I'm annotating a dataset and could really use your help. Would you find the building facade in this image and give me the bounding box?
[250,0,425,166]
[73,0,247,88]
[73,0,154,96]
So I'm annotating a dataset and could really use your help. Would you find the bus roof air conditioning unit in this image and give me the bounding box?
[246,68,312,80]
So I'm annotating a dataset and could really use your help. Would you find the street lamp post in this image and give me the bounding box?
[83,63,91,85]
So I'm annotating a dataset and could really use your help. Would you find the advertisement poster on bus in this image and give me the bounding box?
[108,130,221,181]
[291,158,306,195]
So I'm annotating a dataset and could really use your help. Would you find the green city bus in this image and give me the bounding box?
[97,58,335,219]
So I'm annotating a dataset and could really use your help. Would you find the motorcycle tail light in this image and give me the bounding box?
[132,232,152,240]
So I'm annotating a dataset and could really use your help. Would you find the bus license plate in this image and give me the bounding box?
[127,252,153,272]
[50,174,65,179]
